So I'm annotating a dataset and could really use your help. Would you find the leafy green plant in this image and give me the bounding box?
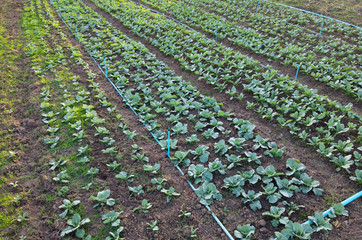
[102,147,118,155]
[234,224,255,239]
[143,163,160,174]
[116,171,135,183]
[189,226,198,239]
[191,145,209,163]
[328,203,348,218]
[228,137,246,152]
[151,177,167,190]
[107,161,122,171]
[90,190,115,208]
[262,206,286,227]
[282,201,305,216]
[349,169,362,184]
[86,167,99,176]
[274,221,312,240]
[292,173,323,196]
[102,211,121,227]
[133,199,152,213]
[275,177,298,198]
[262,183,282,204]
[308,212,333,233]
[161,187,181,202]
[285,158,306,177]
[186,134,199,144]
[222,175,245,197]
[256,165,284,184]
[128,185,144,197]
[49,159,67,171]
[60,214,91,238]
[330,155,353,173]
[241,190,262,211]
[238,169,260,185]
[95,126,110,136]
[44,137,59,148]
[188,164,213,184]
[171,150,191,167]
[106,227,124,240]
[59,199,80,219]
[208,158,226,175]
[214,140,230,156]
[195,182,222,205]
[178,210,191,218]
[146,220,159,232]
[53,170,69,183]
[16,212,29,223]
[132,152,149,162]
[244,151,261,164]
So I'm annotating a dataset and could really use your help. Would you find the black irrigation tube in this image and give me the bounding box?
[52,0,235,239]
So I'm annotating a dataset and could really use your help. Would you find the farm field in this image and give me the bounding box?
[0,0,361,239]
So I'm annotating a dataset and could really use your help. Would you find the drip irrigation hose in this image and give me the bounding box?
[303,190,362,225]
[53,2,361,239]
[133,1,361,121]
[52,2,235,239]
[263,0,362,30]
[272,189,362,239]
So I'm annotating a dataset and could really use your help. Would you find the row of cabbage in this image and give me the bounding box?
[53,0,335,238]
[218,0,361,42]
[23,0,184,238]
[85,0,361,181]
[143,0,362,99]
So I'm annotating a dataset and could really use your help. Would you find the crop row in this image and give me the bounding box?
[23,0,199,238]
[83,0,361,181]
[143,0,361,99]
[217,0,361,42]
[53,0,356,238]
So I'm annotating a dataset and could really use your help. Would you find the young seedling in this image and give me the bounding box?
[234,224,255,239]
[102,211,122,227]
[106,226,124,240]
[107,161,122,171]
[16,212,29,223]
[90,190,115,208]
[151,177,167,190]
[143,163,160,174]
[128,185,144,197]
[146,220,159,232]
[133,199,152,213]
[178,210,191,219]
[60,213,91,239]
[116,171,135,183]
[190,226,198,239]
[161,187,181,203]
[59,199,81,219]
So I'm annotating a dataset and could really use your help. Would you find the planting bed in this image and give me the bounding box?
[0,0,361,239]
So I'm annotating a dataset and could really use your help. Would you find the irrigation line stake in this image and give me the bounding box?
[319,18,325,35]
[256,0,260,13]
[104,58,108,78]
[167,129,170,158]
[76,25,79,40]
[170,6,172,18]
[294,62,302,82]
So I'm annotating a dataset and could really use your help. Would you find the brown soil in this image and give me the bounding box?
[1,0,361,239]
[137,0,362,115]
